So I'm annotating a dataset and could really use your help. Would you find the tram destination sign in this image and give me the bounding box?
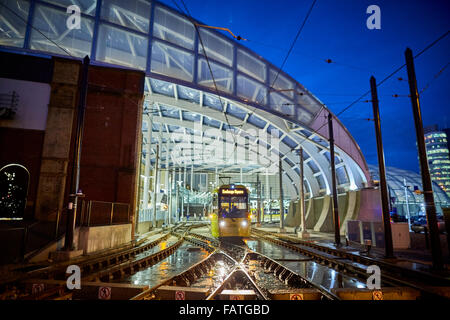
[221,189,245,195]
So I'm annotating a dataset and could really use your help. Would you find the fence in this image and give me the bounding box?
[80,200,131,227]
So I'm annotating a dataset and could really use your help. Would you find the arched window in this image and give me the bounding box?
[0,164,29,220]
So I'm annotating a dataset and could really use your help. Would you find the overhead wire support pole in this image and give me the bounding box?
[64,55,89,251]
[405,48,443,269]
[370,76,394,259]
[327,113,341,246]
[298,147,309,238]
[152,144,160,229]
[278,156,285,232]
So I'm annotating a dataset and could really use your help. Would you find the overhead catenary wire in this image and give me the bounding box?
[290,29,450,157]
[172,0,241,151]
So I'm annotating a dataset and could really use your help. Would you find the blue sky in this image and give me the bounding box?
[161,0,450,173]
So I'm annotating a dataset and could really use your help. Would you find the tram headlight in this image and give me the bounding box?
[219,221,226,227]
[241,220,248,227]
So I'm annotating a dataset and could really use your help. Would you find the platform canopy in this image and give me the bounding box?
[0,0,371,199]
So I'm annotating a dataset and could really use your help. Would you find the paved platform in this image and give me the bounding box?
[255,223,450,276]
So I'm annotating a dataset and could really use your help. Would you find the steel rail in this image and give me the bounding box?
[252,229,450,299]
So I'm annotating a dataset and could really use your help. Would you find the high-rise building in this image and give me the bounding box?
[424,125,450,198]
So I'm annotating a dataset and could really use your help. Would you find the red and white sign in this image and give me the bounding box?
[290,293,304,300]
[98,286,112,300]
[32,283,45,295]
[175,291,185,300]
[372,290,383,300]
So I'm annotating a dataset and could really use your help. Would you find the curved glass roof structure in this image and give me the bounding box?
[0,0,372,199]
[368,165,450,209]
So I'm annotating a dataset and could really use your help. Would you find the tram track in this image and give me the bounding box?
[0,225,187,300]
[251,228,450,299]
[133,229,331,300]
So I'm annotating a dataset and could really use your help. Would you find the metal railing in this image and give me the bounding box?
[80,200,131,227]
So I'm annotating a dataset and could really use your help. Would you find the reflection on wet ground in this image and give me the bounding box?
[190,259,233,291]
[118,243,209,287]
[245,238,367,290]
[134,236,179,260]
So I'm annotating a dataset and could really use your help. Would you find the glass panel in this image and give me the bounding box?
[269,69,294,98]
[160,105,180,119]
[0,0,29,48]
[227,103,246,120]
[44,0,97,15]
[177,85,200,103]
[307,160,320,174]
[182,110,201,122]
[198,28,233,66]
[100,0,150,33]
[150,78,174,96]
[97,23,147,70]
[296,108,314,125]
[198,59,233,93]
[269,92,295,116]
[203,116,221,128]
[236,74,267,104]
[203,94,222,111]
[153,5,194,49]
[247,114,266,129]
[296,91,322,115]
[317,174,326,190]
[30,4,93,57]
[282,136,298,149]
[237,49,266,82]
[336,166,349,185]
[151,40,194,81]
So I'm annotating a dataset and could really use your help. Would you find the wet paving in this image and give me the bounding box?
[117,242,209,287]
[245,238,367,290]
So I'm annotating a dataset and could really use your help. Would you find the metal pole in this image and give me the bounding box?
[299,147,309,238]
[181,166,185,219]
[257,173,261,226]
[64,55,89,251]
[404,178,411,231]
[405,48,443,269]
[328,113,341,246]
[265,169,269,223]
[370,76,394,258]
[269,186,273,223]
[152,144,159,229]
[279,156,285,231]
[176,168,180,222]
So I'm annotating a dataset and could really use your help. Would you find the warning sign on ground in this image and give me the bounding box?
[175,291,185,300]
[290,293,304,300]
[372,290,383,300]
[98,286,112,300]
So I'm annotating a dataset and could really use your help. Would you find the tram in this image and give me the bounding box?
[210,184,252,238]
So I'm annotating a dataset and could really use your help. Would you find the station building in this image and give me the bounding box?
[0,0,414,261]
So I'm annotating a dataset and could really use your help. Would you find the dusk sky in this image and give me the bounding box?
[161,0,450,174]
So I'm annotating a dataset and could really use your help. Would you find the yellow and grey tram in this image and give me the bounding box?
[210,185,251,238]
